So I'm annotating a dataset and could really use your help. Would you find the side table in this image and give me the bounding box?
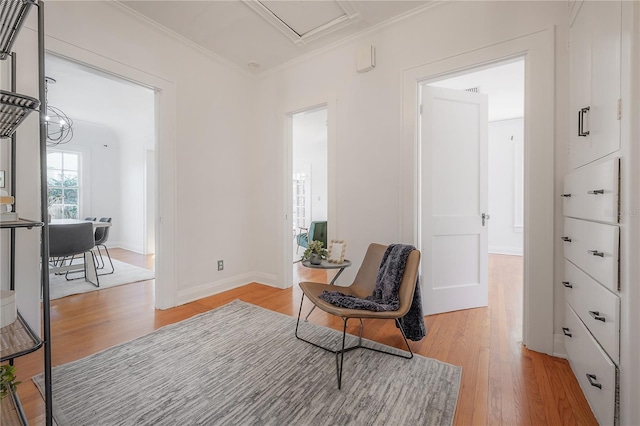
[301,259,352,320]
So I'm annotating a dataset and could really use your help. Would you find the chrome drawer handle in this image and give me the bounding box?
[562,327,572,337]
[578,106,590,137]
[588,250,604,257]
[586,373,602,389]
[588,189,605,195]
[562,281,573,288]
[589,311,606,322]
[562,237,572,242]
[561,193,572,198]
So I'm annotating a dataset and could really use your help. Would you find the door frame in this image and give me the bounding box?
[45,37,178,309]
[402,30,555,354]
[281,93,337,289]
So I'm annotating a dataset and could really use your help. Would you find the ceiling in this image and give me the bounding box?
[45,54,155,143]
[118,0,433,74]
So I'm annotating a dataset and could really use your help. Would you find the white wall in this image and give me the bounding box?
[252,1,568,288]
[118,131,153,254]
[488,118,523,255]
[10,0,256,322]
[47,120,120,226]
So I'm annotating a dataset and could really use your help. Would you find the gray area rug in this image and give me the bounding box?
[34,300,461,425]
[49,259,155,300]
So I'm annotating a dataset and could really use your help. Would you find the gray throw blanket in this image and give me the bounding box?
[319,244,427,341]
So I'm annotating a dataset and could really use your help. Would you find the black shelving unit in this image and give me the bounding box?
[0,1,52,425]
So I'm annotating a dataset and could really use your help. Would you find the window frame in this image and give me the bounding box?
[47,149,82,220]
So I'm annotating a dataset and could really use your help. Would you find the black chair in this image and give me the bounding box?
[84,217,96,221]
[49,222,100,286]
[94,217,114,275]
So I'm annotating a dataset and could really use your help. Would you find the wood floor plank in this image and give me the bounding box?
[12,252,597,425]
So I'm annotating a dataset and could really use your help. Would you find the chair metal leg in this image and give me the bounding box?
[336,318,349,389]
[95,244,114,275]
[296,296,414,390]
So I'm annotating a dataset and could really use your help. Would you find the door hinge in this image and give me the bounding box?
[419,104,423,115]
[617,99,622,120]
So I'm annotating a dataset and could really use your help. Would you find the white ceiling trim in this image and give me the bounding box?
[111,1,255,79]
[242,0,362,47]
[258,0,445,78]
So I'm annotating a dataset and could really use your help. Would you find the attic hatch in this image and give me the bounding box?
[243,0,361,46]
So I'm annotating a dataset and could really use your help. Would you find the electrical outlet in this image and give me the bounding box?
[217,260,224,271]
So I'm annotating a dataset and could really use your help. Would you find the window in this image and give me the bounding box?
[292,171,308,229]
[47,151,80,219]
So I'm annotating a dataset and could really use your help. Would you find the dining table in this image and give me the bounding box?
[50,218,112,228]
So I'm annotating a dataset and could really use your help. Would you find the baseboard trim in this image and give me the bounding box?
[489,246,523,256]
[175,272,280,306]
[552,333,568,359]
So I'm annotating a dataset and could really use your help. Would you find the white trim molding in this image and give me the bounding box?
[401,29,555,355]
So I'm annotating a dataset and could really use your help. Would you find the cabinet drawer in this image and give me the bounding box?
[564,303,617,426]
[563,158,619,223]
[562,218,619,291]
[564,260,620,363]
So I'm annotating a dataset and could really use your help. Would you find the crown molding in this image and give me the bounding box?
[111,1,255,79]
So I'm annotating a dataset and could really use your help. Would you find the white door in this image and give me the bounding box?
[420,85,489,315]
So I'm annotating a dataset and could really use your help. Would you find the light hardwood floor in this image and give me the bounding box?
[16,249,597,425]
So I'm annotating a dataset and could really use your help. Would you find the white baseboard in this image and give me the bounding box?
[113,241,144,254]
[175,271,280,306]
[488,246,523,256]
[552,333,568,359]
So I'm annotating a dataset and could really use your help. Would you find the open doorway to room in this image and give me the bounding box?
[291,106,328,283]
[420,58,524,335]
[44,54,157,300]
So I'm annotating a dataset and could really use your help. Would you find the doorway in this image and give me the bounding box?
[291,106,328,281]
[420,59,525,318]
[44,54,157,277]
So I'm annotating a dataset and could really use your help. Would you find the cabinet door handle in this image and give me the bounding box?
[561,193,572,198]
[589,311,606,322]
[587,189,605,195]
[562,237,572,242]
[562,281,573,288]
[586,373,602,389]
[578,106,590,137]
[562,327,572,337]
[588,250,604,257]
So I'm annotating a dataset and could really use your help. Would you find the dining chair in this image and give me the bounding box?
[94,217,114,274]
[295,243,422,389]
[49,222,100,286]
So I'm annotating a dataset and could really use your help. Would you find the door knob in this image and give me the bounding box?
[482,213,490,226]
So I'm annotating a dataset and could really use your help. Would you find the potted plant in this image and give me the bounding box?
[0,364,21,401]
[302,240,328,265]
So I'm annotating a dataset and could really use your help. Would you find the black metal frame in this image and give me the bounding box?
[294,293,413,389]
[94,243,114,275]
[1,1,53,424]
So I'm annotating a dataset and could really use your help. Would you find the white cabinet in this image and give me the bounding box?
[568,0,621,169]
[562,157,619,223]
[564,303,618,426]
[564,260,620,363]
[564,5,622,420]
